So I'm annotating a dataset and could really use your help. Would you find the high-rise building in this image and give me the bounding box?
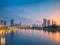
[47,20,50,26]
[19,22,22,26]
[52,19,54,25]
[42,18,47,27]
[4,20,6,26]
[10,19,14,26]
[0,18,4,25]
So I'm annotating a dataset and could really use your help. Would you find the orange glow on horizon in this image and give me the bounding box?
[56,16,60,25]
[57,21,59,25]
[54,20,60,25]
[52,15,60,25]
[56,21,60,25]
[45,32,60,43]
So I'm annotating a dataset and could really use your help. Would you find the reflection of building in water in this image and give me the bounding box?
[0,37,6,45]
[0,29,16,45]
[10,30,14,37]
[8,29,16,37]
[0,30,6,45]
[45,32,60,43]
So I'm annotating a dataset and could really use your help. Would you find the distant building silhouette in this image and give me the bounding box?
[15,22,22,27]
[32,24,39,27]
[10,19,14,26]
[19,22,22,26]
[52,19,54,25]
[47,20,50,26]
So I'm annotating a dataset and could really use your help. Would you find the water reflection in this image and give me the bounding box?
[17,29,60,45]
[0,29,60,45]
[0,29,16,45]
[45,31,60,43]
[43,29,60,44]
[0,37,6,45]
[0,30,6,45]
[10,30,14,38]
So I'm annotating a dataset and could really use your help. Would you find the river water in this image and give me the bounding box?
[0,29,60,45]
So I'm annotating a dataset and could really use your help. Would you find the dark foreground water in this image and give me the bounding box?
[0,29,60,45]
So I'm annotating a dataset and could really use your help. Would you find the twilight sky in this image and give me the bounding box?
[0,0,60,25]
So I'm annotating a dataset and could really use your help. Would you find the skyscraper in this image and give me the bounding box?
[0,18,4,25]
[4,20,6,26]
[52,19,54,25]
[19,22,22,26]
[47,20,50,26]
[10,19,14,26]
[42,18,47,27]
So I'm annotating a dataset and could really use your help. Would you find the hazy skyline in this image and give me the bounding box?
[0,0,60,25]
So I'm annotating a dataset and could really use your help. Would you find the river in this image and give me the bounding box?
[0,29,60,45]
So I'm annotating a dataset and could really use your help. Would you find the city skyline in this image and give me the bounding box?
[0,0,60,25]
[0,18,60,27]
